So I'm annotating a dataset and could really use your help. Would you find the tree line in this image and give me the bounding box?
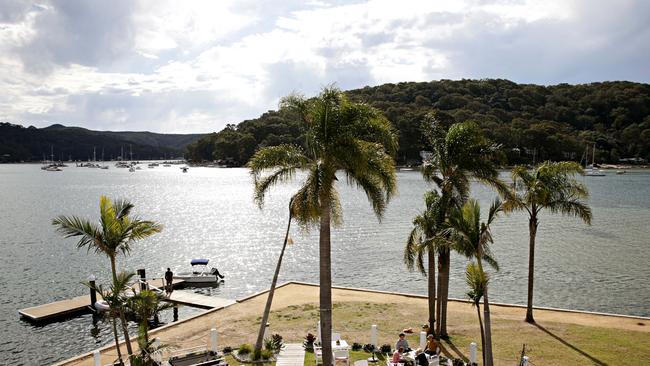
[0,123,202,162]
[186,79,650,166]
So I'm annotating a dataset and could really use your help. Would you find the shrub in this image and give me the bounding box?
[238,343,252,355]
[363,344,376,353]
[222,346,232,354]
[271,333,284,351]
[351,342,363,351]
[380,344,392,354]
[260,349,273,360]
[304,333,317,350]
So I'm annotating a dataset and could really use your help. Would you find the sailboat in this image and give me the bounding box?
[585,143,606,176]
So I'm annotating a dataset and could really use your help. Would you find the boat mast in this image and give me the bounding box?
[591,142,596,167]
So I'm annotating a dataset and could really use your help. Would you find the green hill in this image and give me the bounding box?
[0,123,205,162]
[186,79,650,166]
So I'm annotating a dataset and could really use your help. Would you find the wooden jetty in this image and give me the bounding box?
[18,294,97,323]
[166,291,235,309]
[17,277,239,323]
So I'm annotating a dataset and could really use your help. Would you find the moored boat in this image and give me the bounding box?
[174,259,224,284]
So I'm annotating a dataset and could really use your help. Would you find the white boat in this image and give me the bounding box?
[174,259,224,284]
[584,144,606,177]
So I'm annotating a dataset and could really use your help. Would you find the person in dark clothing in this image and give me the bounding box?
[415,350,429,366]
[164,268,174,295]
[211,267,225,279]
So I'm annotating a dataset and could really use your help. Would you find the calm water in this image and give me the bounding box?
[1,164,649,364]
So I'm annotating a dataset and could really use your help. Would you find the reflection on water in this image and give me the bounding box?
[0,165,649,364]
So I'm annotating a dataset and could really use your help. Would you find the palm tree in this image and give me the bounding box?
[446,199,501,366]
[248,86,397,366]
[253,197,294,358]
[404,190,444,334]
[506,161,592,323]
[465,263,487,366]
[87,271,136,365]
[53,196,162,360]
[418,114,507,337]
[129,289,173,364]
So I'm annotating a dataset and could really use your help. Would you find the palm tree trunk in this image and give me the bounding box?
[476,304,484,366]
[319,197,333,366]
[435,256,442,336]
[254,201,293,356]
[438,249,450,338]
[111,315,124,365]
[427,249,436,335]
[526,213,538,323]
[482,285,494,366]
[110,256,134,358]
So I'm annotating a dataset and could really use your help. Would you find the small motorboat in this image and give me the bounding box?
[174,258,224,284]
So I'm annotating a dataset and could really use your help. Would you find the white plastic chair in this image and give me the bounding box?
[315,345,323,365]
[333,349,350,366]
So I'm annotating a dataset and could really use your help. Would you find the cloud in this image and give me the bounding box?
[0,0,648,133]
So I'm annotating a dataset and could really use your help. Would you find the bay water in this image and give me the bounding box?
[0,164,649,364]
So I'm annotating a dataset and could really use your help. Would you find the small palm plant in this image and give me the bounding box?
[465,263,487,366]
[86,271,136,365]
[129,289,173,365]
[53,196,162,360]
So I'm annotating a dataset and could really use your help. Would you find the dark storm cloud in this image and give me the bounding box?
[16,0,137,74]
[0,0,33,22]
[422,1,650,84]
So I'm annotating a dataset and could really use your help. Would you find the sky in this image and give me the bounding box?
[0,0,649,134]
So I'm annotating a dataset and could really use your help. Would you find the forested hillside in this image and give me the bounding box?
[186,79,650,166]
[0,123,204,162]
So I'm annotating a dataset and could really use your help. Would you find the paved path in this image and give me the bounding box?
[276,343,306,366]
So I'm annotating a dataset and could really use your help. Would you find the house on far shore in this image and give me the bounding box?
[619,157,647,164]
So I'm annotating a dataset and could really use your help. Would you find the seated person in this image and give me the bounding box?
[392,347,404,364]
[414,349,428,366]
[424,334,439,356]
[395,333,410,352]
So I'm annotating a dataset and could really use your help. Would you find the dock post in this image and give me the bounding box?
[469,342,477,364]
[173,305,178,321]
[137,269,146,291]
[93,350,100,366]
[210,328,218,353]
[88,275,97,307]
